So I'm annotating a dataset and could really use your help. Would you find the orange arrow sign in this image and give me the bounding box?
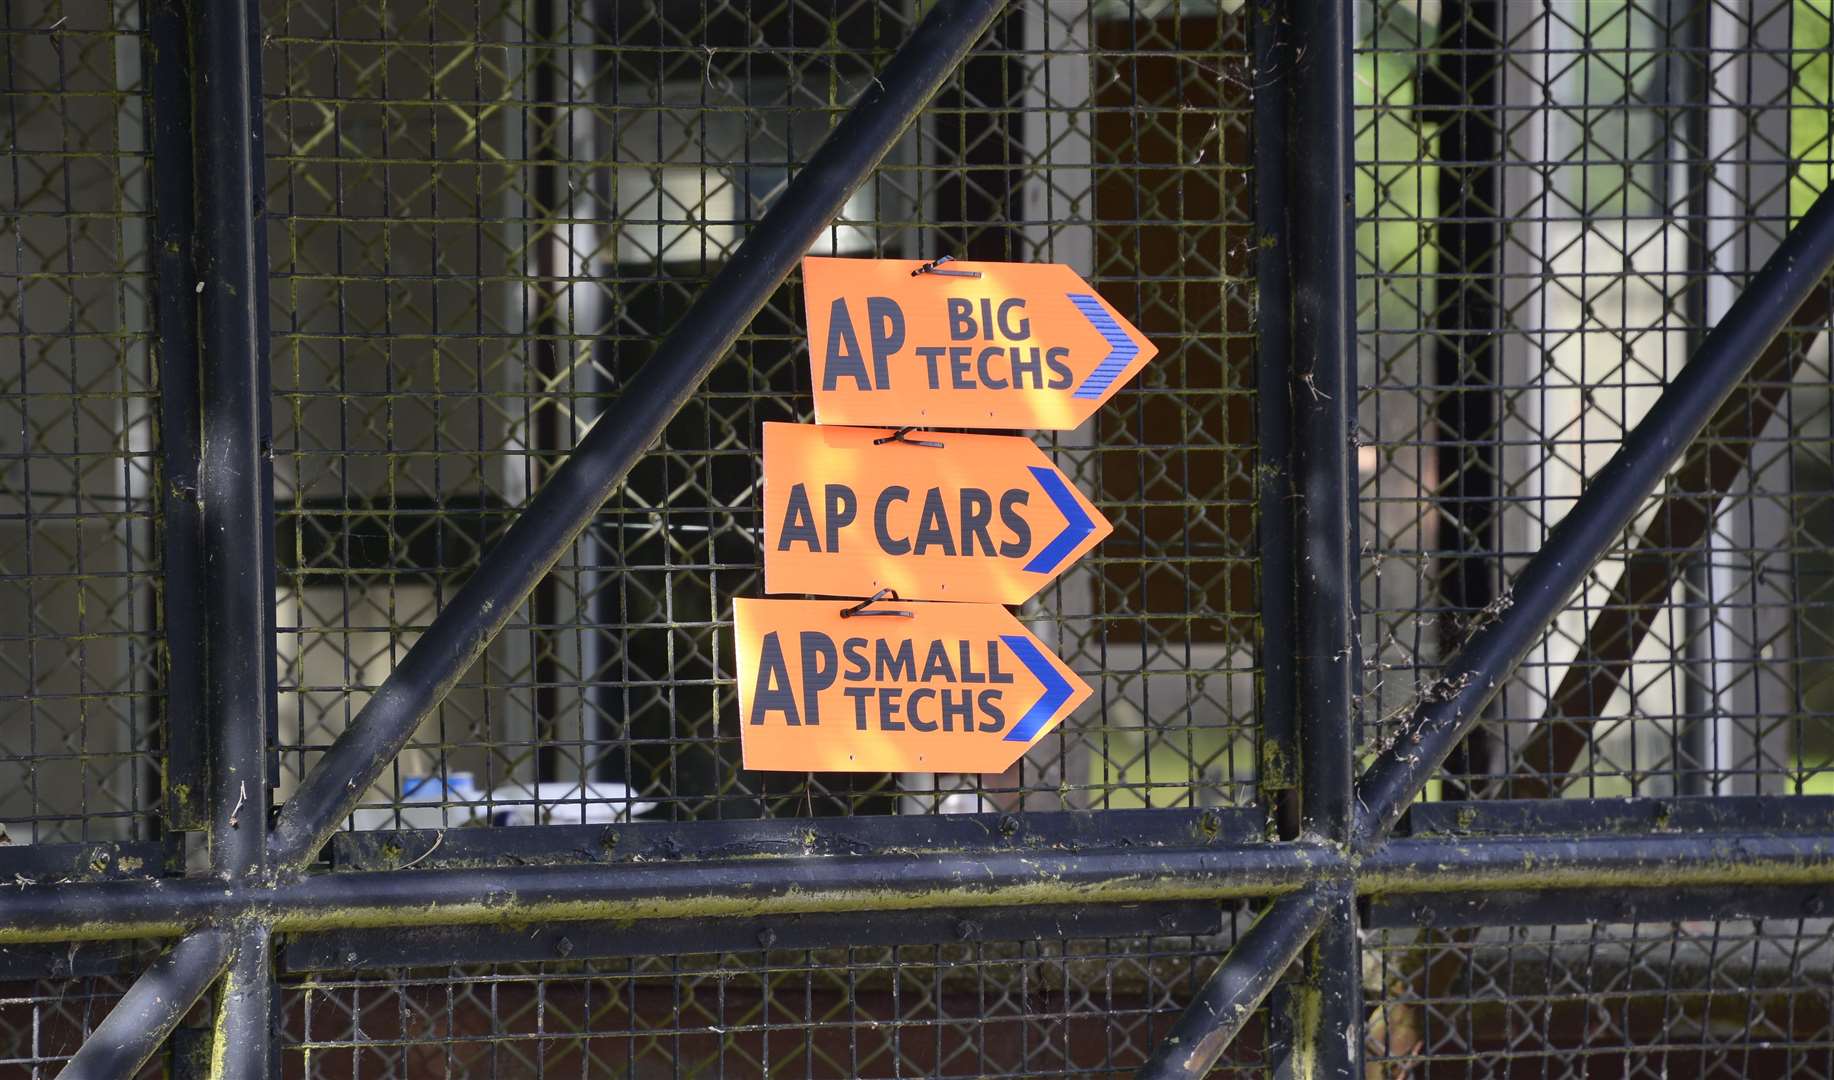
[762,422,1111,605]
[734,598,1090,774]
[802,257,1158,430]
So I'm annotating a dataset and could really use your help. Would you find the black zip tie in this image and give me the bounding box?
[840,587,915,619]
[910,254,981,278]
[872,426,945,448]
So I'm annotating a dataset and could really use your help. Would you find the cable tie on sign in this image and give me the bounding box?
[840,587,915,619]
[910,254,980,278]
[873,426,945,448]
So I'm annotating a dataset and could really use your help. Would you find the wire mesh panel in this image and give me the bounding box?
[279,920,1271,1079]
[0,942,173,1078]
[1354,0,1834,800]
[0,977,121,1077]
[1365,917,1834,1078]
[10,0,1834,1074]
[0,0,161,844]
[258,0,1261,830]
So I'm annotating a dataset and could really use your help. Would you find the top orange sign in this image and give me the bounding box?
[802,257,1158,430]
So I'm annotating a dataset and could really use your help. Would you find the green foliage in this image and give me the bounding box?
[1793,0,1834,219]
[1355,11,1436,332]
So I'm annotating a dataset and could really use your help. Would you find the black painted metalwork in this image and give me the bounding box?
[194,0,276,1072]
[147,0,205,834]
[281,901,1226,972]
[1286,0,1359,848]
[1136,885,1332,1080]
[1423,0,1503,799]
[5,1,1834,1074]
[1277,4,1363,1077]
[57,929,231,1080]
[1252,0,1297,829]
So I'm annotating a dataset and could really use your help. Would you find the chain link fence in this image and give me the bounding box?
[259,0,1260,830]
[3,0,1834,1075]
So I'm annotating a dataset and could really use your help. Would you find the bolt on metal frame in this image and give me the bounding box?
[4,0,1834,1075]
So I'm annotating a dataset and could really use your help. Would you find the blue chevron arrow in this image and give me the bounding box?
[1021,465,1095,576]
[1067,293,1139,400]
[1000,634,1072,743]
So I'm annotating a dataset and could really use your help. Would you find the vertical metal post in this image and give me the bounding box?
[1288,0,1357,848]
[1287,0,1362,1075]
[147,0,204,833]
[60,0,271,1072]
[195,0,275,1071]
[1253,0,1297,833]
[1281,886,1363,1079]
[214,924,276,1078]
[198,0,271,891]
[1422,0,1503,795]
[1149,2,1364,1076]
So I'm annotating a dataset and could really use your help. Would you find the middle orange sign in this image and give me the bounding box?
[762,422,1111,606]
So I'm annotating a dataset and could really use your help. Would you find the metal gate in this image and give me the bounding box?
[4,0,1834,1075]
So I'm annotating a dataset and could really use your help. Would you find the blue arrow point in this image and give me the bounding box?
[1066,292,1139,401]
[1022,465,1095,576]
[1000,634,1072,743]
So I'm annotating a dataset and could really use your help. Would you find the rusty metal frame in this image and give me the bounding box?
[11,0,1834,1075]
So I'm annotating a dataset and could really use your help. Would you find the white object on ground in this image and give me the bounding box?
[484,781,657,826]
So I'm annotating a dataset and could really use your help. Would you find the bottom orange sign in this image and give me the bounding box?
[734,598,1090,774]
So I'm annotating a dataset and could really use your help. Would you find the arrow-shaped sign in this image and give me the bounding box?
[733,598,1091,774]
[762,422,1112,605]
[802,257,1158,430]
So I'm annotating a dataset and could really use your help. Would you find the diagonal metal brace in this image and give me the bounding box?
[1139,181,1834,1079]
[264,0,1013,872]
[1351,181,1834,848]
[57,927,231,1080]
[1136,886,1332,1080]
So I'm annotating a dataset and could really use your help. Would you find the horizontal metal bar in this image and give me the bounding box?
[0,842,1337,944]
[0,841,164,883]
[5,828,1831,946]
[264,0,1012,873]
[280,844,1326,933]
[280,900,1225,972]
[1366,883,1834,930]
[55,926,230,1080]
[1352,183,1834,847]
[1136,886,1332,1080]
[1361,831,1834,894]
[1407,795,1834,838]
[330,807,1263,871]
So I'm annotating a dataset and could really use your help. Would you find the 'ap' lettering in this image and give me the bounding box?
[749,632,801,726]
[822,298,870,391]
